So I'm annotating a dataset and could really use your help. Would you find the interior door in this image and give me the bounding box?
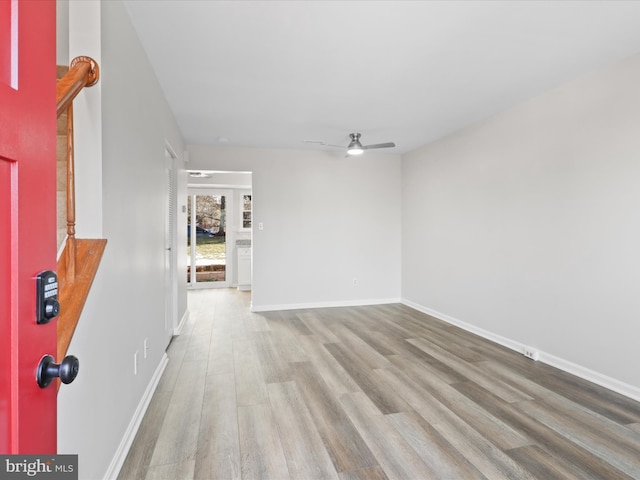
[0,0,58,453]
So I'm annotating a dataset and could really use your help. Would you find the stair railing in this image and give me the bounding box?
[56,56,103,365]
[56,56,99,282]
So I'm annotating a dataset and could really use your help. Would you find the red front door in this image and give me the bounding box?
[0,0,58,453]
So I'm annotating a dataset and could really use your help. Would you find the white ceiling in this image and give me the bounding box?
[123,1,640,155]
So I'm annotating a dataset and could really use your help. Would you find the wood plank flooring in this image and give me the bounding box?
[118,289,640,480]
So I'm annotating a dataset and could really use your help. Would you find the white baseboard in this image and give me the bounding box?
[103,353,169,480]
[539,351,640,402]
[402,299,523,353]
[174,309,189,335]
[402,299,640,403]
[251,297,401,313]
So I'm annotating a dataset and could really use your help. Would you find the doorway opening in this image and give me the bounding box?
[185,171,252,296]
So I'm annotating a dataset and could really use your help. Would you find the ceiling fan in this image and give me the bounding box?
[344,133,395,155]
[306,133,396,156]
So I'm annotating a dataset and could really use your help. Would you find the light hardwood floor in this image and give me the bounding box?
[118,289,640,480]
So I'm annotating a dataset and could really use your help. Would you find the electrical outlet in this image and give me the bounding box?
[353,278,358,287]
[134,350,139,374]
[143,338,149,359]
[523,347,539,361]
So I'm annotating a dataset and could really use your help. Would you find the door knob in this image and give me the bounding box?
[36,354,79,388]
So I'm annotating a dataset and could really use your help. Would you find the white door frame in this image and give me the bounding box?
[164,145,178,345]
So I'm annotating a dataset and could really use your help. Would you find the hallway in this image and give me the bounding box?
[118,289,640,479]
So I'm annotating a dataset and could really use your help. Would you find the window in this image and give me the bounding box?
[241,194,252,229]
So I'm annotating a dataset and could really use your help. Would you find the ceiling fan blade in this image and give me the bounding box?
[303,140,347,149]
[362,142,395,150]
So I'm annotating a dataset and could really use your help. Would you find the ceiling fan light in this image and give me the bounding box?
[347,137,364,155]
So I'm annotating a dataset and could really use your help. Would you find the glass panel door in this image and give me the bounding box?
[187,193,228,286]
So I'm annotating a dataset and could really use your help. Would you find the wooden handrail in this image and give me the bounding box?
[56,56,99,279]
[56,56,99,118]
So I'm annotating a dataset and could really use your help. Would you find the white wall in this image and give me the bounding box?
[56,0,69,65]
[68,0,103,238]
[187,146,402,310]
[402,53,640,398]
[57,2,187,478]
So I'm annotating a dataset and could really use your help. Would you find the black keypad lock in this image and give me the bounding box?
[36,270,60,324]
